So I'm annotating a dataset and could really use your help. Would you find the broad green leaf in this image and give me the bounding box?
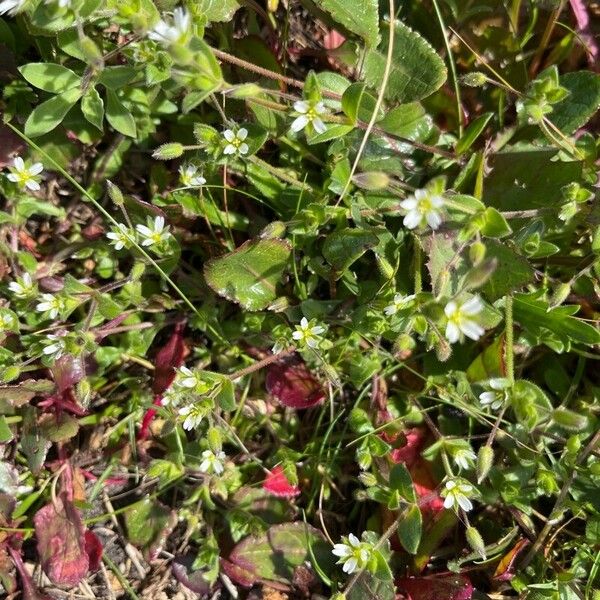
[482,147,582,211]
[124,497,177,559]
[190,37,223,91]
[307,123,354,144]
[398,504,422,555]
[196,0,240,21]
[105,89,136,137]
[389,463,417,502]
[19,63,81,93]
[204,238,291,311]
[98,66,137,89]
[322,228,379,277]
[81,87,104,131]
[361,21,447,103]
[379,102,433,141]
[24,87,82,137]
[483,241,534,300]
[466,336,506,381]
[312,0,379,47]
[342,82,384,124]
[39,413,79,442]
[347,556,395,600]
[229,523,332,584]
[480,207,512,238]
[550,71,600,134]
[456,112,493,155]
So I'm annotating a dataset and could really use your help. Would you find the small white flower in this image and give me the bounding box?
[136,216,171,247]
[36,294,64,319]
[400,188,444,230]
[292,317,325,349]
[175,366,211,392]
[179,164,206,188]
[178,404,205,431]
[0,0,25,16]
[148,7,191,46]
[5,156,44,191]
[222,128,249,156]
[8,273,36,299]
[106,223,136,250]
[0,312,14,330]
[42,333,66,360]
[291,100,327,134]
[384,293,415,316]
[443,479,475,512]
[444,296,484,344]
[332,533,373,575]
[453,447,477,471]
[199,449,226,475]
[479,377,511,411]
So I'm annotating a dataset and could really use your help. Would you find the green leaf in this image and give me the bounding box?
[190,37,223,91]
[229,523,332,584]
[480,207,512,238]
[379,102,433,141]
[342,82,384,124]
[466,336,506,381]
[204,238,291,311]
[483,241,534,300]
[312,0,379,47]
[322,227,379,277]
[124,497,177,559]
[550,71,600,134]
[361,21,447,103]
[456,112,493,155]
[39,413,79,442]
[389,463,417,502]
[19,63,81,93]
[105,89,136,137]
[98,66,137,89]
[347,558,395,600]
[307,123,354,144]
[398,504,422,555]
[81,87,104,131]
[24,87,82,137]
[196,0,240,21]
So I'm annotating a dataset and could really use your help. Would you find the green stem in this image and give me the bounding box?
[414,236,423,294]
[505,294,514,383]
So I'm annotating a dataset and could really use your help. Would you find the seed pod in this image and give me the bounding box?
[477,445,494,484]
[107,180,124,205]
[551,408,589,431]
[549,283,571,307]
[207,426,222,452]
[466,525,486,560]
[260,221,286,239]
[152,142,184,160]
[375,253,395,280]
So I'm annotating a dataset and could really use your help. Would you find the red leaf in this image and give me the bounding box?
[52,354,85,393]
[34,493,89,586]
[390,428,425,468]
[263,466,300,498]
[220,557,256,588]
[84,530,103,572]
[493,538,530,582]
[153,322,186,395]
[7,546,52,600]
[397,574,473,600]
[266,356,325,409]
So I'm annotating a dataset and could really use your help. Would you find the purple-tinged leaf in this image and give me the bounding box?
[397,574,473,600]
[266,356,325,409]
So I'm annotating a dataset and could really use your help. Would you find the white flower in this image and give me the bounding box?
[36,294,64,319]
[42,333,66,360]
[199,449,226,475]
[292,317,325,349]
[222,128,249,156]
[291,100,327,134]
[384,293,415,316]
[400,188,444,230]
[0,0,25,16]
[8,273,36,299]
[5,156,44,191]
[0,312,14,330]
[179,164,206,188]
[136,216,171,247]
[479,377,511,411]
[444,296,484,344]
[106,223,136,250]
[175,366,211,392]
[443,479,475,512]
[148,7,191,46]
[178,404,205,431]
[453,447,477,471]
[332,533,373,575]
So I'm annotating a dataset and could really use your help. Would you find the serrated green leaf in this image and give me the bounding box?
[196,0,240,21]
[312,0,379,46]
[323,228,379,277]
[105,89,136,137]
[19,63,81,93]
[361,21,446,103]
[81,87,104,131]
[24,87,82,137]
[398,504,422,555]
[550,71,600,134]
[204,238,291,311]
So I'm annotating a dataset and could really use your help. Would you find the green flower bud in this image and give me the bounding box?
[79,36,103,66]
[477,445,494,484]
[358,472,378,487]
[1,366,20,383]
[207,426,222,452]
[460,72,488,87]
[107,180,124,205]
[469,241,486,266]
[260,221,286,239]
[267,296,290,312]
[551,408,589,432]
[549,283,571,307]
[352,171,390,191]
[375,253,395,280]
[152,142,184,160]
[466,525,486,559]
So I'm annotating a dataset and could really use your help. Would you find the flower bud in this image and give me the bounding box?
[80,36,103,67]
[267,296,290,312]
[466,525,486,559]
[1,365,20,383]
[549,283,571,307]
[358,472,377,487]
[551,408,589,431]
[352,171,390,191]
[469,241,486,266]
[460,72,488,87]
[107,180,124,205]
[260,221,286,239]
[375,254,395,280]
[152,142,184,160]
[477,445,494,484]
[207,426,222,452]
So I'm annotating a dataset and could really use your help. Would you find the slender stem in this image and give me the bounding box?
[228,348,295,381]
[505,294,514,383]
[414,236,423,294]
[432,0,463,136]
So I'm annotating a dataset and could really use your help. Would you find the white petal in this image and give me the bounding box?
[29,163,44,175]
[223,129,235,142]
[400,197,418,210]
[6,174,18,182]
[332,544,351,557]
[403,210,422,229]
[312,118,327,134]
[294,100,309,113]
[460,319,485,341]
[457,495,473,511]
[25,180,41,191]
[443,495,454,509]
[426,210,442,230]
[311,325,325,335]
[343,557,358,574]
[430,195,445,208]
[489,377,510,390]
[155,216,165,230]
[292,331,303,340]
[461,296,483,315]
[348,533,360,547]
[291,115,309,132]
[237,128,248,141]
[136,225,152,236]
[14,157,24,170]
[479,391,496,405]
[300,317,308,328]
[446,322,460,343]
[444,301,457,317]
[223,144,236,155]
[414,188,428,201]
[238,143,249,155]
[315,102,326,114]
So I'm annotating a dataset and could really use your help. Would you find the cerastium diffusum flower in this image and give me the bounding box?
[332,533,375,575]
[479,378,511,411]
[106,223,136,250]
[199,449,226,475]
[36,294,65,320]
[136,216,171,248]
[442,478,476,512]
[452,446,477,471]
[179,164,206,187]
[444,296,484,344]
[42,333,67,360]
[148,7,191,46]
[5,156,44,191]
[292,317,325,349]
[290,100,327,134]
[384,293,416,316]
[222,128,249,156]
[400,188,445,230]
[8,273,36,299]
[0,0,25,16]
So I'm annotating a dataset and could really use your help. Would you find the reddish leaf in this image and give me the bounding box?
[266,356,325,409]
[152,322,186,395]
[84,530,103,572]
[34,493,89,586]
[220,557,256,588]
[263,466,300,498]
[390,428,425,468]
[172,557,212,594]
[52,354,86,394]
[493,538,530,582]
[7,546,53,600]
[569,0,599,62]
[397,574,473,600]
